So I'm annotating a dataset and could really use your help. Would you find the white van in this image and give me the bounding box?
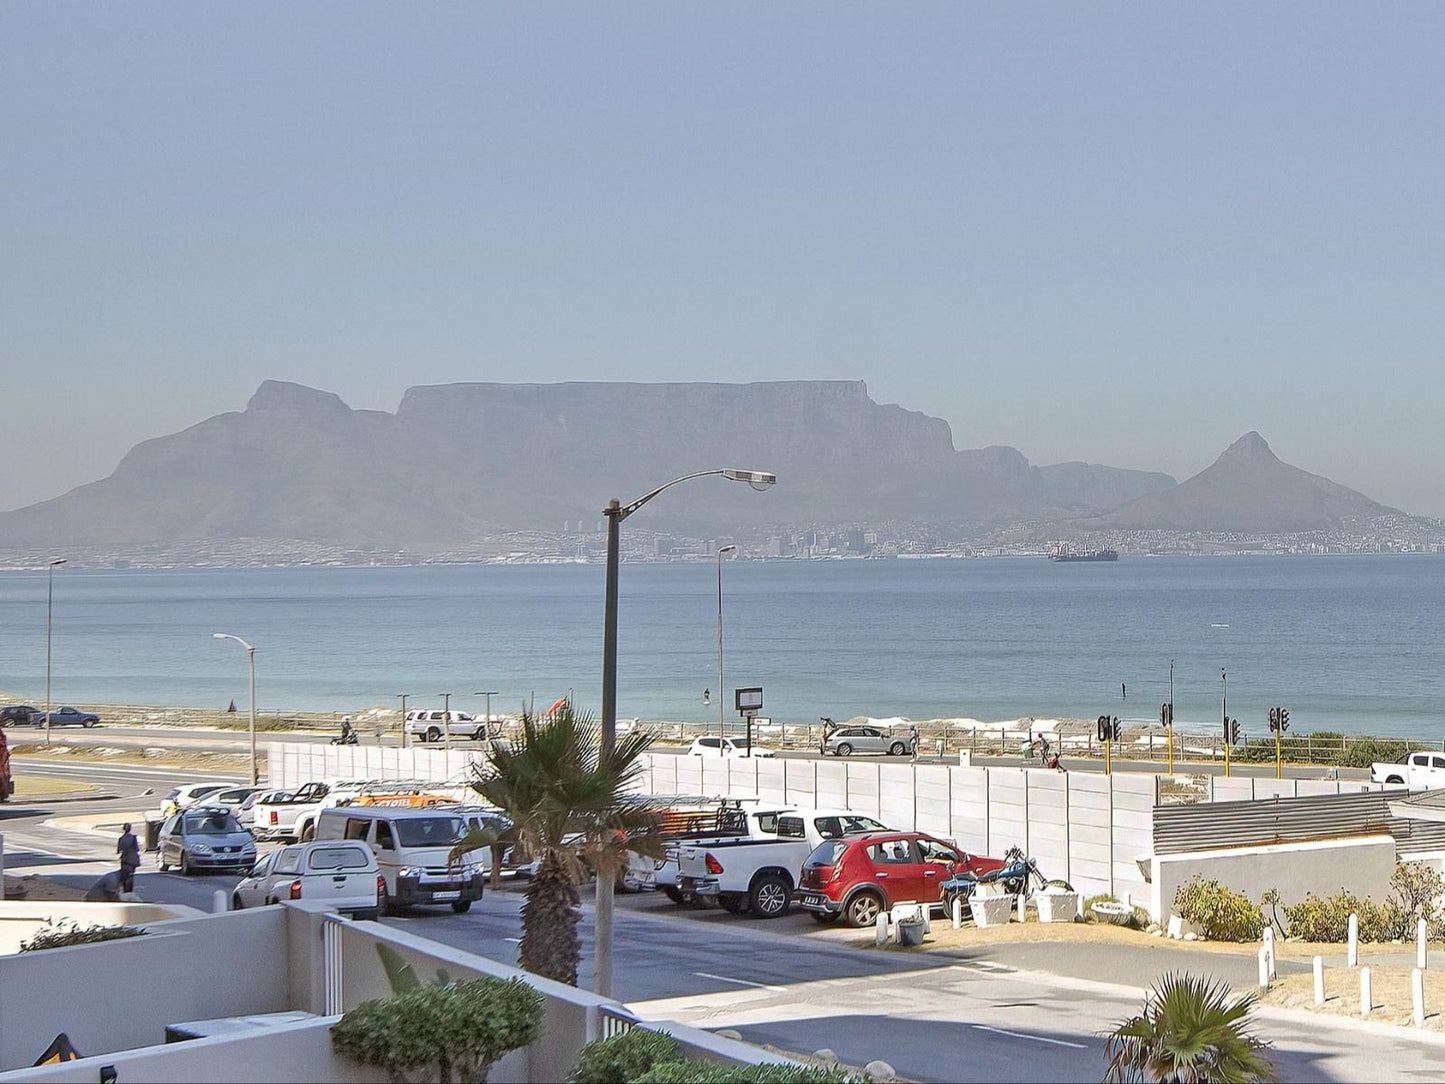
[315,806,485,914]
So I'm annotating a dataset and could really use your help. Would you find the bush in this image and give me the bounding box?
[20,918,145,952]
[634,1063,865,1083]
[331,976,542,1082]
[1172,877,1263,942]
[571,1030,683,1083]
[1282,863,1445,942]
[1338,738,1411,770]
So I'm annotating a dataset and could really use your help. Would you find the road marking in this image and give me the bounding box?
[970,1024,1087,1049]
[503,937,522,943]
[693,972,785,992]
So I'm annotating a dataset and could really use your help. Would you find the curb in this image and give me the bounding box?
[1253,1002,1445,1046]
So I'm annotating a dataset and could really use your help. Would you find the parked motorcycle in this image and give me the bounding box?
[941,845,1073,912]
[329,721,359,746]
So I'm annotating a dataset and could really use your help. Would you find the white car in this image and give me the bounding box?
[687,737,775,759]
[159,781,240,816]
[230,840,383,919]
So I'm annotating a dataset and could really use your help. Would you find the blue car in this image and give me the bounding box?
[33,707,100,728]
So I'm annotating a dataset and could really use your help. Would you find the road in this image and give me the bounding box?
[4,723,1371,781]
[2,759,1439,1081]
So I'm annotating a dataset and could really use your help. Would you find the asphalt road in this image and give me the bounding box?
[3,759,1439,1082]
[4,723,1372,781]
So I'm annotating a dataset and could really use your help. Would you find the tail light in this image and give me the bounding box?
[288,881,303,900]
[704,853,724,876]
[376,875,386,898]
[269,811,278,825]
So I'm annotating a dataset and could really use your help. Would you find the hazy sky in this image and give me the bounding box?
[4,4,1443,515]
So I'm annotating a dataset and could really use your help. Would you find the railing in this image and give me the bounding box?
[323,916,344,1015]
[599,1005,639,1039]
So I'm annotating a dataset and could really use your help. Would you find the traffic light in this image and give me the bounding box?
[1097,715,1109,743]
[1268,707,1291,734]
[1159,702,1173,727]
[1110,716,1121,741]
[1226,717,1240,744]
[1280,708,1289,733]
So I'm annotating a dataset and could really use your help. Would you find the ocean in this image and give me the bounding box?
[0,555,1441,739]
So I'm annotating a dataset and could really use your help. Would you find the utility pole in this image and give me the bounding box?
[397,693,410,749]
[716,545,736,746]
[43,558,66,746]
[475,691,498,740]
[441,692,452,753]
[1167,659,1175,774]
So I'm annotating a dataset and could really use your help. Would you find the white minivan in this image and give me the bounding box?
[315,806,485,914]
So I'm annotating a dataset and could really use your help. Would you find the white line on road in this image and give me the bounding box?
[970,1024,1087,1049]
[693,972,786,992]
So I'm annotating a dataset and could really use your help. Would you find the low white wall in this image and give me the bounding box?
[1152,834,1398,926]
[0,901,203,956]
[0,908,288,1072]
[0,1017,388,1084]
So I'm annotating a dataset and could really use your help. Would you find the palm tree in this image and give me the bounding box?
[1104,972,1279,1083]
[451,703,662,986]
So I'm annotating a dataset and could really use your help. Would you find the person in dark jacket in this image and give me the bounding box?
[117,822,141,894]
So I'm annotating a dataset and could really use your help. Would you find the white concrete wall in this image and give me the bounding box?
[1151,834,1399,927]
[0,901,202,956]
[0,908,287,1072]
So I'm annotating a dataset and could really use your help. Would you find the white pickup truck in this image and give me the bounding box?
[405,710,493,743]
[1371,751,1445,789]
[676,808,891,919]
[251,778,456,842]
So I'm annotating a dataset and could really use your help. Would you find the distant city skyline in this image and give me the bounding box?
[4,5,1443,515]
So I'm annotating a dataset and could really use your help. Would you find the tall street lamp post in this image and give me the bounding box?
[716,545,736,746]
[212,633,258,785]
[597,468,775,998]
[397,693,410,749]
[441,692,452,753]
[43,558,66,747]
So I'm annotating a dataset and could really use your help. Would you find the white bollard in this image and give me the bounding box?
[952,896,962,930]
[1414,968,1426,1027]
[1257,947,1270,991]
[921,906,931,934]
[1348,913,1359,967]
[1360,966,1372,1018]
[1419,917,1429,971]
[213,889,228,914]
[875,912,888,946]
[1017,893,1026,923]
[1121,891,1131,909]
[1263,927,1277,978]
[1313,956,1325,1006]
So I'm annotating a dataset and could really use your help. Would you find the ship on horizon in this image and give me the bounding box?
[1049,547,1119,562]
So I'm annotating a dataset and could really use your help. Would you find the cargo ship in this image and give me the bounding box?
[1049,548,1118,562]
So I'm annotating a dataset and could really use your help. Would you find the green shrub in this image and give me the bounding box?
[571,1030,683,1083]
[1281,863,1445,943]
[634,1063,865,1083]
[20,918,145,952]
[1338,738,1411,770]
[1172,877,1263,942]
[331,976,542,1082]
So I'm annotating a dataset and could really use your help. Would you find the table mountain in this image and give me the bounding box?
[0,380,1174,551]
[1085,431,1398,532]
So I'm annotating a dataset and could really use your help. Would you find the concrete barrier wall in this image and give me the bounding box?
[0,901,203,956]
[0,909,286,1072]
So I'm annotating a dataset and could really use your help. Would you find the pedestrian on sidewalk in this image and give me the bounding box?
[117,822,141,894]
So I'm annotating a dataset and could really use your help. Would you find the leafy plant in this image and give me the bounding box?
[633,1062,866,1083]
[331,976,542,1083]
[1172,877,1263,942]
[20,917,145,952]
[451,703,664,986]
[1104,972,1278,1083]
[1282,863,1445,942]
[570,1029,683,1083]
[1084,894,1150,931]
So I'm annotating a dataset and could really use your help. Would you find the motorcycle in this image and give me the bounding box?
[329,724,359,746]
[942,845,1073,912]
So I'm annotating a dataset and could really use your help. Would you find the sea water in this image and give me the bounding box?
[0,555,1440,739]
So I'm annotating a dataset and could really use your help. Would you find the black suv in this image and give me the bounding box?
[0,705,39,725]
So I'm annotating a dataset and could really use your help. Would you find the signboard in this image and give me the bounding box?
[734,687,763,713]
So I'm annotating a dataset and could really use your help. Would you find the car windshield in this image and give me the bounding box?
[394,816,466,848]
[183,811,242,835]
[308,846,372,871]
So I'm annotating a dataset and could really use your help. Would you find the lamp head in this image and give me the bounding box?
[212,633,228,640]
[721,469,776,491]
[719,545,737,555]
[49,558,67,567]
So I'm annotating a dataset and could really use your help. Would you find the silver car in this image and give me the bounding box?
[822,726,913,757]
[158,806,257,875]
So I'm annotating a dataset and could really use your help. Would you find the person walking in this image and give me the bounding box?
[117,822,141,895]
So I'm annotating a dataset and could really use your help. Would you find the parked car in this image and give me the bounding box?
[158,781,237,816]
[203,785,266,825]
[676,808,892,917]
[0,705,39,726]
[794,831,1003,927]
[250,778,447,842]
[158,806,257,875]
[1371,751,1445,789]
[231,840,384,919]
[314,806,484,913]
[405,710,488,743]
[821,725,911,757]
[686,737,775,759]
[31,706,100,728]
[235,788,284,829]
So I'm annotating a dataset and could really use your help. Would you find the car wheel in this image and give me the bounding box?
[810,911,842,925]
[231,893,244,911]
[845,891,884,928]
[180,853,191,876]
[82,720,96,728]
[888,741,906,756]
[662,886,685,905]
[748,874,792,919]
[473,728,486,742]
[837,743,853,757]
[450,900,472,914]
[299,822,315,842]
[1387,776,1405,785]
[718,894,748,915]
[159,858,171,873]
[426,727,442,743]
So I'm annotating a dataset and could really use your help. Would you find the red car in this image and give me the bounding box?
[794,831,1003,928]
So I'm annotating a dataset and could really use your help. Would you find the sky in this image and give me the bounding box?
[3,4,1443,515]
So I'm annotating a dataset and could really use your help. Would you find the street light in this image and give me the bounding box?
[213,633,258,785]
[43,558,66,747]
[597,467,776,998]
[440,692,452,753]
[397,693,410,749]
[716,545,736,746]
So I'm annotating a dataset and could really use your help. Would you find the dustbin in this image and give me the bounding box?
[896,917,927,947]
[144,815,163,852]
